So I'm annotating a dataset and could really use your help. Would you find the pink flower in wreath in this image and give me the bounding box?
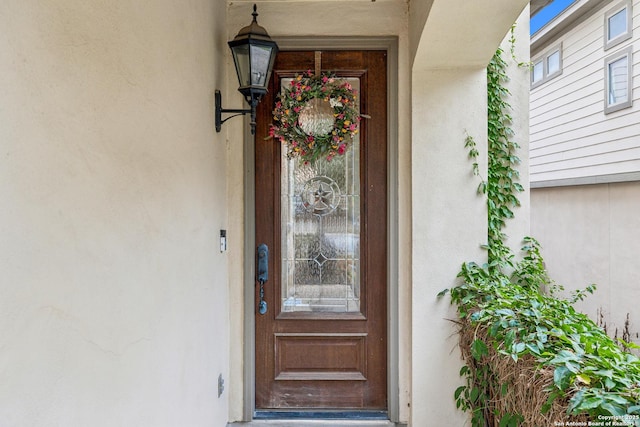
[337,144,346,155]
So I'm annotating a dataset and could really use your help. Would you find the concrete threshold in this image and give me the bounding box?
[228,421,399,427]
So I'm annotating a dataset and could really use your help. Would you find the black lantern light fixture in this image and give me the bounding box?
[215,4,279,135]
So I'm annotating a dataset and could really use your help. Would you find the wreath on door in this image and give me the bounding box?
[269,71,362,163]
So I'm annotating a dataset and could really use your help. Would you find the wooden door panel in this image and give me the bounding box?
[255,50,387,411]
[274,333,367,381]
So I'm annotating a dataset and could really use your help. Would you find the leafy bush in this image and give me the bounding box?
[449,238,640,425]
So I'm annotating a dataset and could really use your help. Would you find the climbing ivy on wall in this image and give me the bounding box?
[471,47,524,271]
[440,47,640,426]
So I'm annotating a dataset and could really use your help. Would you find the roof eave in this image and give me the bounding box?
[530,0,553,17]
[531,0,614,54]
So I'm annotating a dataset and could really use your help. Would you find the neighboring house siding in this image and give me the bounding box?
[530,1,640,349]
[530,0,640,185]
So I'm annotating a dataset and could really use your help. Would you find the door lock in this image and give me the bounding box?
[257,244,269,315]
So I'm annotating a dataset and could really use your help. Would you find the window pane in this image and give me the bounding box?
[532,61,543,83]
[547,51,560,75]
[608,8,627,41]
[608,56,629,105]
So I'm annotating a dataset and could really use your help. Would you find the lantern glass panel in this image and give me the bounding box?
[250,44,274,86]
[231,44,251,87]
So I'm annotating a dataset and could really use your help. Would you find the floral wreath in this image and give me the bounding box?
[269,71,362,163]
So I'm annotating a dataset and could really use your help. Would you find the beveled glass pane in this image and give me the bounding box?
[281,78,361,313]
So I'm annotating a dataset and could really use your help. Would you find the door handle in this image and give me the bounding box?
[257,244,268,315]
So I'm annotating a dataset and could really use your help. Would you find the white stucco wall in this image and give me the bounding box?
[408,0,434,63]
[0,1,230,426]
[411,67,489,427]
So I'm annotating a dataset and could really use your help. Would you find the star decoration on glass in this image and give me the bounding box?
[301,176,340,216]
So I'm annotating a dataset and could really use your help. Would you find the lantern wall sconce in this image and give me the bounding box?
[215,4,279,135]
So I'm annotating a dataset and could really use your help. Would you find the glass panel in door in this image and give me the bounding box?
[280,78,361,313]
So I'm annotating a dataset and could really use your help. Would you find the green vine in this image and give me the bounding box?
[440,48,640,426]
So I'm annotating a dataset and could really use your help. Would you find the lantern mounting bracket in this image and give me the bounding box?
[215,90,258,134]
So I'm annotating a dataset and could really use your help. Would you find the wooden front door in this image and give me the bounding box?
[254,50,387,411]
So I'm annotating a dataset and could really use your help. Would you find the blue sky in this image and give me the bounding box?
[530,0,577,34]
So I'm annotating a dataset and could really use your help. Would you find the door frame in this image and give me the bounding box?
[242,36,400,422]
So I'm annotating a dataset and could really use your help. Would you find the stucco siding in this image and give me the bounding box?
[0,1,230,426]
[531,183,640,346]
[530,0,640,184]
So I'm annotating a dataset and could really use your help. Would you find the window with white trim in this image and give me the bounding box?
[531,44,563,88]
[605,46,633,114]
[605,0,633,50]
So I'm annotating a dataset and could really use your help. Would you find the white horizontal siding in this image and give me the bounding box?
[533,129,640,160]
[530,0,640,184]
[532,159,640,181]
[533,146,640,172]
[531,112,640,155]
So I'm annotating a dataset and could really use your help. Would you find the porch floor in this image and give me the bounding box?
[228,421,399,427]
